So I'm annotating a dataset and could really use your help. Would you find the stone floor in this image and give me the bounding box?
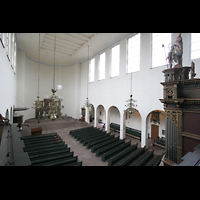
[21,117,165,166]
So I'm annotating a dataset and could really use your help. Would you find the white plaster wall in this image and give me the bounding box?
[79,33,200,146]
[0,44,17,118]
[16,51,81,121]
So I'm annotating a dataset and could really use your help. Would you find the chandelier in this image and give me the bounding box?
[125,94,137,114]
[32,33,42,111]
[125,72,137,114]
[48,33,64,121]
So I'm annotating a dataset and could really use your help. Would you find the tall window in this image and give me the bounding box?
[127,33,140,73]
[110,44,120,77]
[89,58,95,82]
[191,33,200,60]
[152,33,171,68]
[0,33,7,48]
[99,52,105,80]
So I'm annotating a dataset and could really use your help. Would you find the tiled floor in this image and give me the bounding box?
[21,118,165,166]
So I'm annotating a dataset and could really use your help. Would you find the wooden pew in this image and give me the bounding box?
[152,137,165,149]
[87,134,115,149]
[91,136,120,153]
[95,139,125,157]
[131,149,154,166]
[115,146,146,166]
[101,141,131,162]
[108,143,138,166]
[149,153,164,166]
[82,133,111,146]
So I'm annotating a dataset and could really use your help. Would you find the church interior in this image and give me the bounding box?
[0,33,200,166]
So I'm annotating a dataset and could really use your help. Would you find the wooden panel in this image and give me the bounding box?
[151,125,159,140]
[183,112,200,136]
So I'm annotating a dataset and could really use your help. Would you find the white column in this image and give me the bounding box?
[94,107,97,128]
[85,106,90,124]
[120,110,126,140]
[105,109,110,133]
[141,116,148,149]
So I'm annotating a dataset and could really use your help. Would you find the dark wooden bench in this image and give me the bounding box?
[149,153,164,166]
[87,134,115,149]
[28,146,71,159]
[69,126,93,135]
[32,156,78,166]
[101,141,131,162]
[152,137,165,149]
[91,136,120,153]
[82,132,110,146]
[95,139,125,157]
[115,146,146,166]
[110,123,141,141]
[30,151,74,165]
[131,149,154,166]
[22,133,82,166]
[108,143,138,166]
[21,132,58,140]
[73,128,99,139]
[76,129,103,141]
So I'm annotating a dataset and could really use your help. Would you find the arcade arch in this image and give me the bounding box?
[146,110,165,140]
[106,106,120,133]
[96,105,106,130]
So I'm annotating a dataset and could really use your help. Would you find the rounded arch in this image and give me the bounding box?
[96,104,106,130]
[105,105,121,134]
[123,108,142,139]
[146,109,165,140]
[89,104,95,123]
[108,105,120,124]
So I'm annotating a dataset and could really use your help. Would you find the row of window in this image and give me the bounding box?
[89,33,200,82]
[0,33,17,73]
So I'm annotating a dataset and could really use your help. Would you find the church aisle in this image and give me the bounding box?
[21,117,165,166]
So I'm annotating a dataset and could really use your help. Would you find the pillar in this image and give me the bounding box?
[85,106,90,124]
[120,110,126,140]
[94,107,97,128]
[141,116,148,149]
[105,108,110,133]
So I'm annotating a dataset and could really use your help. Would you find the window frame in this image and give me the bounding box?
[127,33,140,74]
[98,52,106,81]
[151,33,171,69]
[110,44,120,78]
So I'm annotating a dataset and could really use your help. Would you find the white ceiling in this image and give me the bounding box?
[17,33,130,66]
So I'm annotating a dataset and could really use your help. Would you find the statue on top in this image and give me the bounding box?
[166,33,183,68]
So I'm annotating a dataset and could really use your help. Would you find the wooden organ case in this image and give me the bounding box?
[160,65,200,165]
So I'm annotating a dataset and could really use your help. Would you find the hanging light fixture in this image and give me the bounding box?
[84,45,90,108]
[57,59,63,90]
[125,72,137,114]
[32,33,42,112]
[48,33,64,121]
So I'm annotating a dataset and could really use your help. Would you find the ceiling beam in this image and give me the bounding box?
[58,33,87,43]
[44,34,82,48]
[42,44,74,54]
[42,41,75,53]
[41,46,71,57]
[71,33,91,41]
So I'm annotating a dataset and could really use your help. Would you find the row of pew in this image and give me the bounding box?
[21,133,82,166]
[69,126,163,166]
[110,123,141,141]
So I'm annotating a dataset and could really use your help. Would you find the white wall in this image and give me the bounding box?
[79,33,200,147]
[16,51,81,121]
[0,43,17,119]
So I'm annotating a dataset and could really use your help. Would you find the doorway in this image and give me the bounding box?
[151,124,159,140]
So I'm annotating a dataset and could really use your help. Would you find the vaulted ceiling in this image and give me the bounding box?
[17,33,130,66]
